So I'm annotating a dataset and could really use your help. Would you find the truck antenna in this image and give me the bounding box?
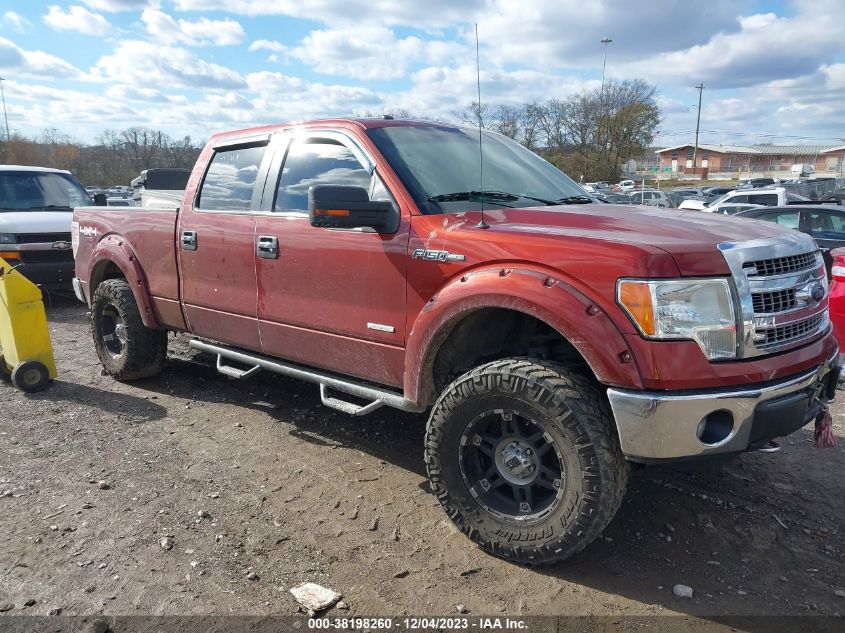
[475,23,489,229]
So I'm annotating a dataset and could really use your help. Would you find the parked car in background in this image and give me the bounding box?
[736,203,845,274]
[701,186,736,199]
[679,187,808,213]
[792,164,815,177]
[617,179,635,190]
[627,189,673,207]
[738,178,777,188]
[0,165,91,287]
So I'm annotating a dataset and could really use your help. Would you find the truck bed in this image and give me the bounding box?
[73,205,182,328]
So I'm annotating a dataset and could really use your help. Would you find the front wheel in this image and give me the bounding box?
[91,279,167,381]
[425,359,629,565]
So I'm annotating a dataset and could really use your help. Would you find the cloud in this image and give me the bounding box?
[0,36,82,79]
[141,9,245,46]
[82,0,159,11]
[3,11,31,33]
[248,39,287,53]
[280,26,465,81]
[92,40,245,89]
[172,0,486,27]
[618,3,845,89]
[44,5,112,36]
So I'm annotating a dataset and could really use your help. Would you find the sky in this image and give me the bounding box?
[0,0,843,148]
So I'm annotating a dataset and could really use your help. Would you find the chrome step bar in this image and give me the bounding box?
[189,339,425,415]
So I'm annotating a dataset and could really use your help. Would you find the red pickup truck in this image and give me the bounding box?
[72,118,839,564]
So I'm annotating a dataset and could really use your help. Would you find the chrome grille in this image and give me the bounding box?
[757,314,824,348]
[719,236,829,359]
[742,252,817,277]
[752,289,796,313]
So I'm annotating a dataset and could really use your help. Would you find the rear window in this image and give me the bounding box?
[197,144,267,211]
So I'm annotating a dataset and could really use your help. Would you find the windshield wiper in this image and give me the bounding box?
[427,190,563,207]
[555,195,594,204]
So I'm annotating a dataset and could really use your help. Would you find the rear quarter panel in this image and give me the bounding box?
[74,206,182,329]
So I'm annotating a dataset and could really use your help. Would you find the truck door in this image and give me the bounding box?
[253,132,409,387]
[177,136,273,351]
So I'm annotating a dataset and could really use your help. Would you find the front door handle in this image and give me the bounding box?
[181,230,198,251]
[256,235,279,259]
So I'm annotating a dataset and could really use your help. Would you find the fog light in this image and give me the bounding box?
[697,410,734,445]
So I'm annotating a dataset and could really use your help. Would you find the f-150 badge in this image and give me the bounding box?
[412,249,466,263]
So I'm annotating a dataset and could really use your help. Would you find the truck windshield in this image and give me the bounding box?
[0,171,92,211]
[367,125,589,214]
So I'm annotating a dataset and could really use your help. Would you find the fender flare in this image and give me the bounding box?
[88,235,161,329]
[404,265,643,404]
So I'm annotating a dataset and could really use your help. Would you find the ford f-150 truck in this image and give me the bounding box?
[72,119,840,565]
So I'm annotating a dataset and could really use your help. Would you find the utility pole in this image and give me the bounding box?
[0,77,10,142]
[691,83,704,175]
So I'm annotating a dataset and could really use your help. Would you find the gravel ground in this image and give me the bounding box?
[0,296,843,625]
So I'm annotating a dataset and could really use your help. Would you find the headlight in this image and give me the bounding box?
[617,278,737,360]
[0,234,15,244]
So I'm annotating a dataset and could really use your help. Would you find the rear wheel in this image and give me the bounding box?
[425,358,629,565]
[91,279,167,380]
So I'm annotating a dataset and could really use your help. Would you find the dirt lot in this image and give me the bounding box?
[1,296,843,626]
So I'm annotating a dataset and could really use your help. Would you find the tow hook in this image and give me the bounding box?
[756,440,781,453]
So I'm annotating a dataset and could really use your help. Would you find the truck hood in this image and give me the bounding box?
[0,211,73,236]
[472,204,807,275]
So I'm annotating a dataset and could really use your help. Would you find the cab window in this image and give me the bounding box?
[275,139,372,213]
[197,144,267,211]
[748,193,778,206]
[808,212,845,239]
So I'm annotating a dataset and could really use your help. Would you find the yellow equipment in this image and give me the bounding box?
[0,256,57,392]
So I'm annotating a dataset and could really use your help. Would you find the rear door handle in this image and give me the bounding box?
[256,235,279,259]
[181,230,197,251]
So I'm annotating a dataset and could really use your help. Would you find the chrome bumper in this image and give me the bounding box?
[607,352,839,461]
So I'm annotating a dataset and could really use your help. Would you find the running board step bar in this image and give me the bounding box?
[189,339,425,415]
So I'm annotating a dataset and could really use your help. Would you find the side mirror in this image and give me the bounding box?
[308,185,393,232]
[93,193,107,206]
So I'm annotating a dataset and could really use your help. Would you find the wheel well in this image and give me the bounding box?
[91,260,125,294]
[430,308,590,396]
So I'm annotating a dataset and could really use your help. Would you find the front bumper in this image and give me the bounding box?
[607,351,840,461]
[10,260,75,287]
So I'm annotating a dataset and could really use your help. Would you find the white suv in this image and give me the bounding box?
[0,165,92,286]
[678,187,808,213]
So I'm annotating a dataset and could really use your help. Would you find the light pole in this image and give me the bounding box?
[0,77,9,142]
[600,37,612,96]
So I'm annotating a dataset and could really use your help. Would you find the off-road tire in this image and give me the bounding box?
[91,279,167,381]
[425,358,629,565]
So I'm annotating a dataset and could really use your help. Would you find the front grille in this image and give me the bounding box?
[752,289,797,313]
[19,251,74,264]
[743,252,817,277]
[757,314,824,347]
[15,232,72,244]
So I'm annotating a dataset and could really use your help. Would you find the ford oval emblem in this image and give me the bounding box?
[810,281,825,303]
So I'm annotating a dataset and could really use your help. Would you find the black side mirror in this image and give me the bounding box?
[308,185,393,232]
[93,193,107,206]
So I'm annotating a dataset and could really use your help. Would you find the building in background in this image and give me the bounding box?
[654,144,845,178]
